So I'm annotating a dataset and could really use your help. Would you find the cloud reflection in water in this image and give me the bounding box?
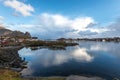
[19,46,93,67]
[19,42,120,78]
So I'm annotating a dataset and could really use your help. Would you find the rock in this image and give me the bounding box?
[66,75,105,80]
[0,26,31,38]
[0,47,25,69]
[25,32,31,38]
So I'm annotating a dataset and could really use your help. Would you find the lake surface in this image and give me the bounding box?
[18,41,120,80]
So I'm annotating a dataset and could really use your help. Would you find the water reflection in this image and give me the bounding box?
[79,42,120,58]
[90,44,108,51]
[71,47,93,62]
[19,46,93,67]
[19,42,120,79]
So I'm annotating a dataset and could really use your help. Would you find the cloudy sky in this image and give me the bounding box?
[0,0,120,39]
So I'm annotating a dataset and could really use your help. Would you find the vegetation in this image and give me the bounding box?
[24,40,78,50]
[0,69,66,80]
[24,41,78,46]
[0,69,21,80]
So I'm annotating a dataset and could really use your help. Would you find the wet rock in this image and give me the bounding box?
[66,75,105,80]
[0,47,25,69]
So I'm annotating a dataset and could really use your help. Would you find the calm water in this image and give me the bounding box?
[18,41,120,80]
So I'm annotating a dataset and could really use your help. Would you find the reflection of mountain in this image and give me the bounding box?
[0,26,31,38]
[19,46,93,67]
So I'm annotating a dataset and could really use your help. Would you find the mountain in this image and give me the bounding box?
[0,26,31,38]
[0,26,12,36]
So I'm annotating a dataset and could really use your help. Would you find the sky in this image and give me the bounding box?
[0,0,120,39]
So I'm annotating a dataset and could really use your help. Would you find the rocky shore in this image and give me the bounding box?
[24,40,78,50]
[0,40,78,69]
[0,46,108,80]
[22,75,105,80]
[0,46,26,70]
[0,69,106,80]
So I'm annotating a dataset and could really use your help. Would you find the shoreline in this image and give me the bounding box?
[0,69,106,80]
[0,41,118,80]
[0,40,78,69]
[22,75,105,80]
[0,46,26,70]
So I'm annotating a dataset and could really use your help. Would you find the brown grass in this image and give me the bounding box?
[0,69,21,80]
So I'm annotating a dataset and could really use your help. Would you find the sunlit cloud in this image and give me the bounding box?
[6,13,95,39]
[3,12,120,39]
[38,13,95,32]
[37,13,96,38]
[3,0,34,16]
[0,0,120,39]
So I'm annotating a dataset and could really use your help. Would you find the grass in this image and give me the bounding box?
[24,40,78,47]
[0,69,21,80]
[0,69,66,80]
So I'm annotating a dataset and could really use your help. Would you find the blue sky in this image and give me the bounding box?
[0,0,120,39]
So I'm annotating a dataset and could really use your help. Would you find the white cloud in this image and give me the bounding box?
[39,13,95,32]
[6,13,120,39]
[3,0,34,16]
[35,13,95,38]
[93,19,120,38]
[88,28,109,33]
[6,13,95,39]
[71,17,95,31]
[37,13,117,38]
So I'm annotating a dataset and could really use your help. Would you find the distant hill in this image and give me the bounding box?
[0,26,31,38]
[0,26,12,36]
